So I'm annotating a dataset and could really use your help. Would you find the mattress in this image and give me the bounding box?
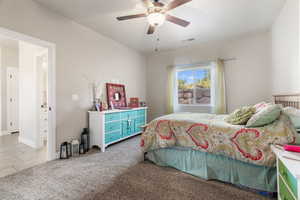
[141,112,297,166]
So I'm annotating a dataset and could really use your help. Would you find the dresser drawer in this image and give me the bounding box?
[136,116,145,124]
[137,109,146,116]
[279,176,296,200]
[105,113,120,122]
[120,111,137,119]
[279,159,298,198]
[105,131,121,144]
[105,121,120,132]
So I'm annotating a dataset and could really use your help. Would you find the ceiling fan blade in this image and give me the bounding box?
[116,13,147,21]
[153,1,165,7]
[166,14,190,27]
[147,25,156,34]
[166,0,192,11]
[141,0,153,8]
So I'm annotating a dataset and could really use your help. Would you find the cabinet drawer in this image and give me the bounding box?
[105,113,120,122]
[128,111,137,118]
[279,159,298,198]
[120,112,129,119]
[105,121,120,132]
[137,109,146,116]
[135,125,142,133]
[105,131,121,144]
[279,176,296,200]
[136,116,145,124]
[120,111,137,119]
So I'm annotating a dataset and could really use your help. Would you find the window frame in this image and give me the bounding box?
[173,64,216,110]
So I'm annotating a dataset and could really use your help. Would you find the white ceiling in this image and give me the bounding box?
[34,0,285,53]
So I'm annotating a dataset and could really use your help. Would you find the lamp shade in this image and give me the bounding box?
[147,13,166,27]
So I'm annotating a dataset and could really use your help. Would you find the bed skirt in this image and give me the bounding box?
[145,147,277,192]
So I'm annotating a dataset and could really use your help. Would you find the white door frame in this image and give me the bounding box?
[6,67,19,133]
[0,27,56,161]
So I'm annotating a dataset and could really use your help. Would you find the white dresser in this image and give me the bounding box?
[88,107,147,152]
[272,145,300,200]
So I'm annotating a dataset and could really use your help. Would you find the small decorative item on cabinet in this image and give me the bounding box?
[95,103,101,111]
[71,139,80,156]
[100,101,108,111]
[60,142,70,159]
[129,97,139,108]
[140,101,146,107]
[81,128,90,152]
[79,143,85,154]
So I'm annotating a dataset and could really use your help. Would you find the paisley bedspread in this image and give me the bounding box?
[141,113,297,167]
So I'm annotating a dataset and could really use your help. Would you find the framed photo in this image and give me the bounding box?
[106,83,127,109]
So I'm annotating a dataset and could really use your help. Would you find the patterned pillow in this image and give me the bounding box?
[246,104,281,127]
[253,102,272,113]
[225,106,256,125]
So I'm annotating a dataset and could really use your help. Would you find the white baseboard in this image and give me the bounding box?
[0,131,10,136]
[19,137,38,149]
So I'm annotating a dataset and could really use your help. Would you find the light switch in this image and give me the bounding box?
[72,94,79,101]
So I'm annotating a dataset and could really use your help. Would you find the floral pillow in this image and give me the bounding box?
[246,104,281,127]
[253,102,272,113]
[225,106,256,125]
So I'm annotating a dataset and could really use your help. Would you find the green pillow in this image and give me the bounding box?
[283,107,300,129]
[226,106,255,125]
[246,105,281,127]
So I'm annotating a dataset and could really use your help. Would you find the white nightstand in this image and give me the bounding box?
[271,145,300,200]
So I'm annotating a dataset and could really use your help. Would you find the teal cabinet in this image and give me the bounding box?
[89,108,147,152]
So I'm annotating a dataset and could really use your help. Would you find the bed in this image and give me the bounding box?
[141,94,300,193]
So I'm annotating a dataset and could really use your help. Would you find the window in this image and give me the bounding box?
[176,67,212,106]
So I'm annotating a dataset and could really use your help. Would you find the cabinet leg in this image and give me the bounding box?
[101,146,105,153]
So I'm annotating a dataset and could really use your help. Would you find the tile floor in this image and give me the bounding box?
[0,133,47,178]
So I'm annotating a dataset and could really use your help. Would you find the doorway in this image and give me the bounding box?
[0,27,56,177]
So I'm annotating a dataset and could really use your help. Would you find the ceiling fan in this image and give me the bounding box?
[116,0,192,34]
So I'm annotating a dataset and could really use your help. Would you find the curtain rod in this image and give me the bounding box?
[175,58,237,68]
[221,58,237,62]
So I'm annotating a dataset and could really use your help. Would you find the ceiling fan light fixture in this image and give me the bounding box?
[147,12,166,27]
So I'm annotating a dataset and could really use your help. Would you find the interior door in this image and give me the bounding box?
[7,67,19,133]
[36,51,48,148]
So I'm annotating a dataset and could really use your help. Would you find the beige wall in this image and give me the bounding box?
[0,0,146,149]
[0,45,19,131]
[271,0,299,94]
[146,32,271,120]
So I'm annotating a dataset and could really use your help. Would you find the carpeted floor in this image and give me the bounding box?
[94,162,269,200]
[0,136,270,200]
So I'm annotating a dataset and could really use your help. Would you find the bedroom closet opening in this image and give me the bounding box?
[0,33,50,178]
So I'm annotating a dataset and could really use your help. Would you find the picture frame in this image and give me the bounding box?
[106,83,127,109]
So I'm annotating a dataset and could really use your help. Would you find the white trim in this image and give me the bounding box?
[105,132,142,147]
[6,67,19,133]
[0,27,57,161]
[19,137,38,149]
[0,47,2,131]
[175,61,212,69]
[0,130,10,136]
